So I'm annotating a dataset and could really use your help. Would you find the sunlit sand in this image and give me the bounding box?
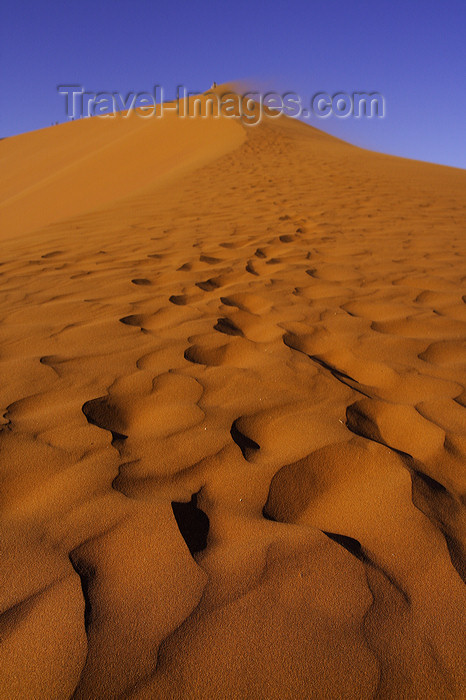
[0,87,465,699]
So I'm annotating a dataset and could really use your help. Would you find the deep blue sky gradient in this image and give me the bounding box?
[1,0,465,167]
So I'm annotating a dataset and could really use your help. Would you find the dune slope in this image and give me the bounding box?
[0,100,465,699]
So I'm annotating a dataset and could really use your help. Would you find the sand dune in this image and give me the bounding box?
[0,89,465,699]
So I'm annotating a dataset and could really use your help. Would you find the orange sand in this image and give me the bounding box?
[0,90,465,699]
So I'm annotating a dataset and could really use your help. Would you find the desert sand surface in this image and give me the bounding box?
[0,89,465,699]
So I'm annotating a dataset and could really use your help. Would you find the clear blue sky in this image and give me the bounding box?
[1,0,465,168]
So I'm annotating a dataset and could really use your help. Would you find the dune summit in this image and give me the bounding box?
[0,88,465,699]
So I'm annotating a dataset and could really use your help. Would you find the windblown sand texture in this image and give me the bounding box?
[0,91,465,699]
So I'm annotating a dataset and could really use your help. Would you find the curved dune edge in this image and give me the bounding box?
[0,102,465,699]
[0,104,246,242]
